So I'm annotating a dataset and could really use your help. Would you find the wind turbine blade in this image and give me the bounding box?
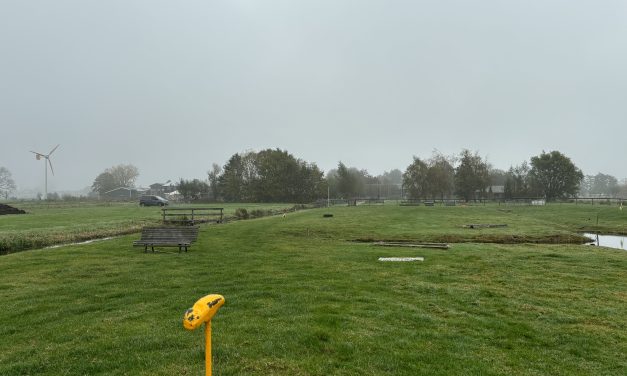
[48,158,55,176]
[48,144,60,155]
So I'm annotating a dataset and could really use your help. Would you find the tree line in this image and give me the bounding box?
[173,151,404,203]
[402,149,584,201]
[173,149,604,203]
[179,149,326,203]
[4,148,622,202]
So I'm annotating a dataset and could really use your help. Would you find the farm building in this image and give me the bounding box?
[148,181,176,196]
[488,185,505,199]
[102,187,147,200]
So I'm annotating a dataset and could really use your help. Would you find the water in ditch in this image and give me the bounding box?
[583,233,626,250]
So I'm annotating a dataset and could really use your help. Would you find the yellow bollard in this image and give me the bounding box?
[183,294,225,376]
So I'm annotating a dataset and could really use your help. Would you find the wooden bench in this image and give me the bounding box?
[133,226,199,253]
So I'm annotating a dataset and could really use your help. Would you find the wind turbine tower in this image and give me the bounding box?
[30,144,60,200]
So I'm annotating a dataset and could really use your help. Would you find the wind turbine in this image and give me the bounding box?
[30,144,59,200]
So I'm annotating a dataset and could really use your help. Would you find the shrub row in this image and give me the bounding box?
[233,204,310,220]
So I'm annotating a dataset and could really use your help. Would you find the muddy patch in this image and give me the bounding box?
[372,241,449,249]
[354,233,590,245]
[0,204,26,215]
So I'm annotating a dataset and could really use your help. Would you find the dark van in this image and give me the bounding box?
[139,195,169,207]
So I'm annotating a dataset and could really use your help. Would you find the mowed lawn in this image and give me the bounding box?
[0,204,626,375]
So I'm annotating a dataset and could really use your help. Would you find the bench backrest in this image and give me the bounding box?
[139,226,199,243]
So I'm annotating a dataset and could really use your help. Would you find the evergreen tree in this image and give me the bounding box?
[529,151,583,200]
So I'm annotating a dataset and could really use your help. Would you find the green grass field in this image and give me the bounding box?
[0,202,298,254]
[1,203,626,375]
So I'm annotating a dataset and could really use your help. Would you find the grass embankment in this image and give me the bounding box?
[0,202,158,254]
[0,204,626,375]
[0,202,297,254]
[321,203,626,244]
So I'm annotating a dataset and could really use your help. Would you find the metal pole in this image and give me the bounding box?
[44,160,48,200]
[205,321,212,376]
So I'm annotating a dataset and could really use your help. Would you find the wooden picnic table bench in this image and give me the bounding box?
[162,207,224,225]
[133,226,199,253]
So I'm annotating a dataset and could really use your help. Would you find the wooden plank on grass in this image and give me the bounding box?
[373,242,449,249]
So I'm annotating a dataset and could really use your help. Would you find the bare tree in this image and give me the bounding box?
[0,167,17,199]
[108,164,139,187]
[91,164,139,195]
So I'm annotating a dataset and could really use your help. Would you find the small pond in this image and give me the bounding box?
[583,233,626,250]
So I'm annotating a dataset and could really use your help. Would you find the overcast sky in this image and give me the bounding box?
[1,0,626,193]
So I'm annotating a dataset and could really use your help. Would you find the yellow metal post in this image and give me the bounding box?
[183,294,225,376]
[205,321,212,376]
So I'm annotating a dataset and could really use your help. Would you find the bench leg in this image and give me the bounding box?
[144,245,148,253]
[152,246,155,253]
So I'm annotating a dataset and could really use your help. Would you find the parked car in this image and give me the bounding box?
[139,195,169,207]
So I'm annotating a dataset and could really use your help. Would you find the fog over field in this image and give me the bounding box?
[1,1,626,192]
